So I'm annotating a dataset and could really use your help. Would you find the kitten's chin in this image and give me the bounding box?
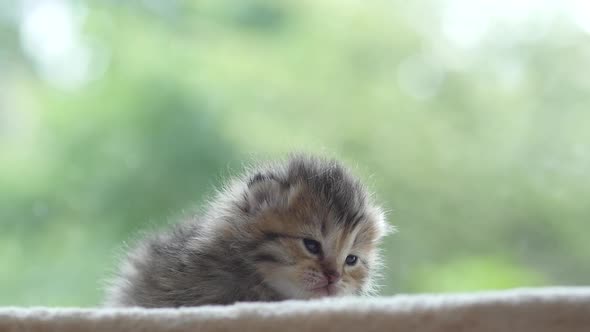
[308,284,340,298]
[265,278,342,300]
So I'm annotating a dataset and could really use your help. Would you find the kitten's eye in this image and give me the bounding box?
[345,255,358,266]
[303,239,321,255]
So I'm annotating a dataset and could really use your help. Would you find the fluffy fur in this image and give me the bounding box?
[105,154,391,307]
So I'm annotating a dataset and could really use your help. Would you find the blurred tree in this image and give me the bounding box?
[0,0,588,305]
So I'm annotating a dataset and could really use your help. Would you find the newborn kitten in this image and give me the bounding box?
[105,155,391,307]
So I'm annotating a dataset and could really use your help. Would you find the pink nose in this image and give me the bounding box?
[324,270,341,283]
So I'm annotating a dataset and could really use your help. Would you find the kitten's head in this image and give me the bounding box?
[231,155,391,299]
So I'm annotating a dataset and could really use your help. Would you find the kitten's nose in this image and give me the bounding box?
[323,269,341,284]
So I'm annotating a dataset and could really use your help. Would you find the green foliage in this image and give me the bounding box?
[0,0,588,306]
[409,256,545,293]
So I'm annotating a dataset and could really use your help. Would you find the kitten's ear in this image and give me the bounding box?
[243,173,298,213]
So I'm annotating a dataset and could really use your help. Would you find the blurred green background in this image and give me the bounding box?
[1,0,589,306]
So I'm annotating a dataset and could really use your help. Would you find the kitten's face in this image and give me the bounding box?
[249,185,386,299]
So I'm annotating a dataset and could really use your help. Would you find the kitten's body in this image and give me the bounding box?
[105,155,390,307]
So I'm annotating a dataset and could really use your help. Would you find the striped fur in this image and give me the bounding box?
[105,154,391,307]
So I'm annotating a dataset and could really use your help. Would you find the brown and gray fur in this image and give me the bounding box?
[105,154,391,307]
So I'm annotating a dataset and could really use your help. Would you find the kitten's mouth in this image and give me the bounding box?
[309,284,338,297]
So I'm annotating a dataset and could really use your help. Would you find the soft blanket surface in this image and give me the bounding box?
[1,288,589,332]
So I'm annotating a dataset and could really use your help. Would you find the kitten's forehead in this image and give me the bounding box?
[246,155,388,245]
[321,215,374,253]
[287,185,364,235]
[281,180,376,245]
[288,158,368,229]
[321,202,387,254]
[249,155,369,223]
[321,222,358,255]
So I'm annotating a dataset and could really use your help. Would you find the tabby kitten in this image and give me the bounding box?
[105,155,391,307]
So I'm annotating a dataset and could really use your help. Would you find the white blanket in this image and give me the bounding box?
[1,288,589,332]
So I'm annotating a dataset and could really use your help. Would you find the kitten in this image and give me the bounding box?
[105,154,391,307]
